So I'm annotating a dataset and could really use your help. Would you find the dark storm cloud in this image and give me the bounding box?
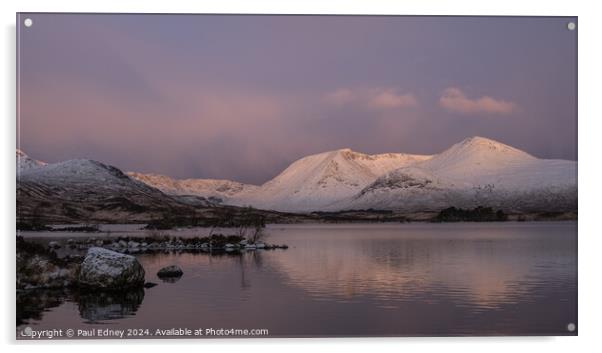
[17,14,577,184]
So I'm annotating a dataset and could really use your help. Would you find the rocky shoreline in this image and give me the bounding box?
[17,235,288,292]
[47,234,289,253]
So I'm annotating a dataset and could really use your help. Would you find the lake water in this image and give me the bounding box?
[17,222,577,338]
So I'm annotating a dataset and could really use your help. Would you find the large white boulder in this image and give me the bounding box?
[79,247,145,289]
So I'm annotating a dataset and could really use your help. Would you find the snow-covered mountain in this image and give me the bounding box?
[20,158,160,192]
[335,137,577,212]
[126,137,576,213]
[16,136,578,218]
[126,172,258,203]
[233,149,432,212]
[416,136,537,185]
[17,157,211,223]
[16,149,47,172]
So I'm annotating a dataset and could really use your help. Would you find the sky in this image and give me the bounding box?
[17,14,577,184]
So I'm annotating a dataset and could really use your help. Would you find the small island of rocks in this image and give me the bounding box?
[16,234,288,292]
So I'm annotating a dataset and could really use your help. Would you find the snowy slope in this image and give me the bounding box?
[234,148,432,212]
[16,149,47,172]
[17,156,210,223]
[335,137,577,212]
[411,136,575,189]
[127,172,258,202]
[16,136,577,217]
[415,136,537,186]
[20,159,156,191]
[338,166,456,211]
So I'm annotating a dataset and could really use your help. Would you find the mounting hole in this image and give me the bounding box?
[24,18,33,28]
[567,22,576,31]
[567,323,576,332]
[23,326,32,336]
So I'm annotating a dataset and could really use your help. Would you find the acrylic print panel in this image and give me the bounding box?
[16,13,577,339]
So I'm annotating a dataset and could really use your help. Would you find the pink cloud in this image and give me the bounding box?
[368,90,417,109]
[439,87,516,115]
[324,88,356,105]
[325,87,417,110]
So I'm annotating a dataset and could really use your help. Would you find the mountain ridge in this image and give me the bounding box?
[16,157,215,223]
[335,137,576,212]
[16,136,577,215]
[232,148,433,211]
[126,171,259,202]
[16,149,47,172]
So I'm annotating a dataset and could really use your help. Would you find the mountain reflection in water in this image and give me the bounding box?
[17,222,577,337]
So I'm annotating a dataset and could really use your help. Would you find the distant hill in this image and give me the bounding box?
[16,136,577,223]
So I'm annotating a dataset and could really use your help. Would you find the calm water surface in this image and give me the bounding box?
[17,222,577,337]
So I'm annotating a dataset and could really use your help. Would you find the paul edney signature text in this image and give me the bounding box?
[20,327,269,339]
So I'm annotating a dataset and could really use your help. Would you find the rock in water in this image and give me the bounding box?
[79,247,145,289]
[157,265,183,278]
[17,237,80,290]
[16,254,79,289]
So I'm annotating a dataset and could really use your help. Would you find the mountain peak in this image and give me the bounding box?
[460,135,497,145]
[450,136,535,159]
[237,146,432,212]
[458,136,514,148]
[20,158,132,183]
[16,149,47,171]
[414,136,536,184]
